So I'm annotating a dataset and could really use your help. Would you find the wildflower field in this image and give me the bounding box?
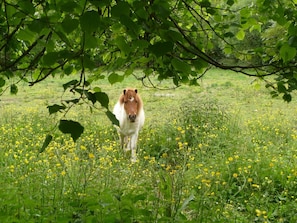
[1,70,297,222]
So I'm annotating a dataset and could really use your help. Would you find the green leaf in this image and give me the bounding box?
[289,36,297,48]
[149,42,174,57]
[95,92,109,109]
[115,36,131,56]
[134,39,149,50]
[60,1,79,12]
[111,1,130,17]
[206,7,216,15]
[124,68,134,76]
[163,30,184,42]
[74,88,84,95]
[39,134,53,153]
[47,104,66,114]
[108,73,125,85]
[283,93,292,102]
[63,65,74,75]
[0,77,5,87]
[224,32,234,38]
[63,79,79,90]
[189,78,199,86]
[64,98,80,104]
[200,0,211,7]
[93,87,101,92]
[118,15,137,37]
[280,43,296,63]
[179,194,195,212]
[84,33,98,49]
[85,91,97,104]
[62,16,79,34]
[55,30,72,47]
[42,52,59,66]
[17,28,36,43]
[277,82,287,93]
[227,0,235,6]
[10,84,18,94]
[192,59,209,70]
[172,58,191,75]
[275,6,286,25]
[288,23,297,36]
[90,0,111,8]
[58,120,84,142]
[106,110,119,126]
[82,55,96,70]
[28,19,45,33]
[135,7,149,20]
[19,0,35,14]
[224,46,232,54]
[270,90,279,98]
[80,11,101,33]
[152,1,171,19]
[236,29,245,40]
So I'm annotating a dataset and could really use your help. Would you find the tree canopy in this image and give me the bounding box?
[1,0,297,141]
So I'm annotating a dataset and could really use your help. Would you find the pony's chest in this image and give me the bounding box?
[120,119,139,135]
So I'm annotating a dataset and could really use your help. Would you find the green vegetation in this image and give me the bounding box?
[2,0,297,221]
[2,0,297,144]
[1,70,297,222]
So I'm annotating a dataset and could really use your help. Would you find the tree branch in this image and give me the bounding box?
[28,61,67,86]
[169,16,296,78]
[181,0,233,47]
[0,35,46,72]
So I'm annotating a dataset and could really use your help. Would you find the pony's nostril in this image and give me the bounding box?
[129,114,136,122]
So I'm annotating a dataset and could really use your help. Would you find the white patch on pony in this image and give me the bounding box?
[129,96,134,102]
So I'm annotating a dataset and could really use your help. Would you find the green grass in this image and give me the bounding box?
[1,69,297,222]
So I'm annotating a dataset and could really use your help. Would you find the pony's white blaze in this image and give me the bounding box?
[113,88,145,162]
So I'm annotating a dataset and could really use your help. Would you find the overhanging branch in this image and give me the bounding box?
[0,35,46,72]
[169,16,295,77]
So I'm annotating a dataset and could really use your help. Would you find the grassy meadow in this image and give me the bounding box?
[1,69,297,222]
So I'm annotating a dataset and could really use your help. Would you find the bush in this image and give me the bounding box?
[177,99,241,151]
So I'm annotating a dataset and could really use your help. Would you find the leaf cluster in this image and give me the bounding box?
[1,0,297,144]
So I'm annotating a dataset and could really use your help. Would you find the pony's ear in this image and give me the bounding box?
[135,89,138,94]
[123,89,126,95]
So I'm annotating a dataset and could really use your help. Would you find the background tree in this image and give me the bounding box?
[1,0,297,141]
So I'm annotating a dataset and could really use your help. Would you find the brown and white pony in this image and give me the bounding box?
[113,88,145,162]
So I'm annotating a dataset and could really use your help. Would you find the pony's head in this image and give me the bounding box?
[120,88,141,122]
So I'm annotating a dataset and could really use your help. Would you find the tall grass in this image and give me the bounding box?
[1,91,297,222]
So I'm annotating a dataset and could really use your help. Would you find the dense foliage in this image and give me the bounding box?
[1,0,297,139]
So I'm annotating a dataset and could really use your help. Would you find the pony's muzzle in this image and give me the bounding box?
[128,114,137,122]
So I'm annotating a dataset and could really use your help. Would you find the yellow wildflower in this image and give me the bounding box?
[89,153,95,159]
[255,209,262,217]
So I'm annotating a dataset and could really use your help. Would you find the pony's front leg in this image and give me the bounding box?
[120,134,125,150]
[120,134,130,151]
[130,133,138,162]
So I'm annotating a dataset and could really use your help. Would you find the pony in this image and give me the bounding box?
[113,88,145,162]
